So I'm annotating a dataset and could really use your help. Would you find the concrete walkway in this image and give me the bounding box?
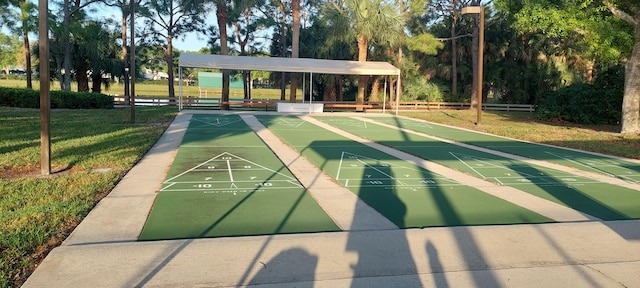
[23,111,640,288]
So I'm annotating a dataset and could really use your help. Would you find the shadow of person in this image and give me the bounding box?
[346,161,421,287]
[426,241,448,288]
[247,248,318,287]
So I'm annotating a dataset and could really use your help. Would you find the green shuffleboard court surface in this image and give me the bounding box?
[139,114,340,241]
[372,116,640,183]
[255,115,552,228]
[315,116,640,221]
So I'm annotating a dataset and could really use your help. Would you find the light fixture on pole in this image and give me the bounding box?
[461,5,484,125]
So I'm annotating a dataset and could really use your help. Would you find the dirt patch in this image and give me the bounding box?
[0,164,77,180]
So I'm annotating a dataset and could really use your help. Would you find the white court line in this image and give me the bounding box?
[355,158,409,186]
[191,117,242,127]
[449,152,486,179]
[226,160,234,182]
[336,151,346,180]
[160,182,177,191]
[546,151,617,177]
[280,118,306,128]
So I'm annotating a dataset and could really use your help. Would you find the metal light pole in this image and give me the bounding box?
[39,0,50,175]
[462,5,484,125]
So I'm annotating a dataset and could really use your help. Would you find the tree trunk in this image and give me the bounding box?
[620,27,640,134]
[370,77,380,102]
[243,71,250,100]
[356,34,368,111]
[92,72,102,93]
[63,0,72,91]
[77,67,89,92]
[289,0,300,103]
[216,1,230,110]
[586,60,594,84]
[338,77,344,101]
[166,35,176,103]
[451,13,457,99]
[470,14,479,110]
[279,18,287,101]
[21,0,33,90]
[397,44,403,102]
[23,27,32,89]
[122,11,130,105]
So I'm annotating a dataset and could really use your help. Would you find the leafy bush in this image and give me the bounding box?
[0,87,113,109]
[403,77,445,102]
[536,66,624,124]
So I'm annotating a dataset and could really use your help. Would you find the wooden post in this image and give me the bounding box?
[39,0,50,175]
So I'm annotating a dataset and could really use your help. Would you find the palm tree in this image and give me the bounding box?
[325,0,404,110]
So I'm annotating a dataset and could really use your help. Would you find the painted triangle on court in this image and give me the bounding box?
[270,117,307,128]
[336,151,457,189]
[191,116,244,127]
[162,152,302,193]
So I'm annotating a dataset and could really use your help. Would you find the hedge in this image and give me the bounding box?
[536,66,624,125]
[0,87,114,109]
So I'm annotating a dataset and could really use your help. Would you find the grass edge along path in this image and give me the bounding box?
[138,114,339,240]
[255,115,552,228]
[315,116,640,221]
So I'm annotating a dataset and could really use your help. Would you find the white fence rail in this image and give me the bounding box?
[112,97,535,112]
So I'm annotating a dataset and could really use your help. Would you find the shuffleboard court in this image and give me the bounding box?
[315,116,640,221]
[371,117,640,183]
[255,115,552,228]
[139,114,340,240]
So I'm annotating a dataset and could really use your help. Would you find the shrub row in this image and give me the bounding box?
[536,66,624,125]
[0,87,114,109]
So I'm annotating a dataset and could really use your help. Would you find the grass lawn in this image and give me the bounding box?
[0,78,296,100]
[0,106,178,287]
[1,106,638,287]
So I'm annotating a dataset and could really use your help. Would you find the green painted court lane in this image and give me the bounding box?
[255,115,552,228]
[370,117,640,183]
[139,114,340,241]
[315,117,640,220]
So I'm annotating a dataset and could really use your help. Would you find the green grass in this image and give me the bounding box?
[0,106,178,287]
[0,78,295,100]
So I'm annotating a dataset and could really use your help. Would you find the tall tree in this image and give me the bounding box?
[428,0,470,98]
[61,0,101,91]
[270,0,290,101]
[325,0,404,110]
[102,0,140,104]
[230,0,263,100]
[604,1,640,134]
[215,0,231,109]
[141,0,210,103]
[0,33,21,77]
[289,0,300,102]
[498,0,638,133]
[3,0,36,88]
[18,0,36,89]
